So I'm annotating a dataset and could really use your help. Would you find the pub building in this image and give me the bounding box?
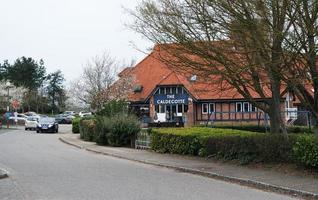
[118,44,300,127]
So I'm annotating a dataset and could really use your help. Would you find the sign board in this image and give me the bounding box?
[154,94,189,105]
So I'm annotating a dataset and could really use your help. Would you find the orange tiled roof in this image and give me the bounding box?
[120,44,281,102]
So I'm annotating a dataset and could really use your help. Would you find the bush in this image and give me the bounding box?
[151,128,258,156]
[108,114,141,147]
[203,134,296,164]
[151,127,297,164]
[72,118,80,134]
[80,119,97,142]
[293,135,318,168]
[94,114,141,147]
[95,116,113,145]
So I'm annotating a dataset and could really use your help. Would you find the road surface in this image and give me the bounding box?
[0,126,298,200]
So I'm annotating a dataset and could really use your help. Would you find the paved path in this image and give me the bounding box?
[0,127,298,200]
[61,134,318,199]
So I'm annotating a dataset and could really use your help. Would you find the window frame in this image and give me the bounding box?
[202,103,208,114]
[209,103,215,113]
[236,102,242,113]
[243,102,250,112]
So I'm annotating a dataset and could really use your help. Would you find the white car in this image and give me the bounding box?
[25,116,39,131]
[9,114,28,122]
[79,112,92,117]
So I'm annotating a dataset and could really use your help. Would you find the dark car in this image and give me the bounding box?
[37,117,59,133]
[55,114,73,124]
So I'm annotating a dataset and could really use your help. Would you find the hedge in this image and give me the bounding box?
[72,118,80,133]
[151,127,317,166]
[293,135,318,168]
[80,118,97,142]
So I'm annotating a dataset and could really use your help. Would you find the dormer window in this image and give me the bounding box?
[133,85,143,93]
[190,75,197,81]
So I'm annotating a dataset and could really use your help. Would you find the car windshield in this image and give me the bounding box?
[39,118,55,124]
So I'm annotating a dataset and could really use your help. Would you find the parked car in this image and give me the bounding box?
[9,113,28,122]
[24,112,41,120]
[25,116,39,130]
[79,112,92,118]
[24,111,38,116]
[64,111,76,116]
[55,114,73,124]
[37,117,59,133]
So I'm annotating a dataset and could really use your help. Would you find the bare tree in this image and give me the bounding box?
[282,0,318,133]
[70,52,118,110]
[130,0,299,134]
[70,52,136,111]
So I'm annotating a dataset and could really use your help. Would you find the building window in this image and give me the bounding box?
[209,103,215,113]
[159,87,165,94]
[243,102,250,112]
[172,87,176,94]
[202,103,208,114]
[159,105,165,113]
[155,105,159,113]
[250,104,257,112]
[177,87,182,94]
[178,104,183,113]
[236,102,242,112]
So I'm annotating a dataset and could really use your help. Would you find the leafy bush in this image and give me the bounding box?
[203,134,295,164]
[72,118,80,133]
[293,135,318,168]
[80,119,97,142]
[95,116,113,145]
[108,114,141,147]
[151,128,258,156]
[151,128,298,164]
[94,114,141,147]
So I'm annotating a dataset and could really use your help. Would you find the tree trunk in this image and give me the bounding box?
[269,79,286,134]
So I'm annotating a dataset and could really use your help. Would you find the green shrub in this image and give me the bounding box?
[95,116,113,145]
[72,118,80,134]
[203,134,295,164]
[151,127,298,165]
[293,135,318,168]
[107,114,141,147]
[80,119,97,142]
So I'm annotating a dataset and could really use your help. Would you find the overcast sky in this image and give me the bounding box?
[0,0,152,83]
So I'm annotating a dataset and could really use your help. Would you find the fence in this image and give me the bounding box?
[135,128,151,149]
[202,110,313,133]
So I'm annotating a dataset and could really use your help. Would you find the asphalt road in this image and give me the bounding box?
[0,126,299,200]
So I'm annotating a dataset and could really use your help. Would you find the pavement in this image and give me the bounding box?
[0,126,298,200]
[60,133,318,200]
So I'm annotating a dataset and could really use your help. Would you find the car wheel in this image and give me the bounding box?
[25,128,27,131]
[56,129,59,133]
[36,130,39,133]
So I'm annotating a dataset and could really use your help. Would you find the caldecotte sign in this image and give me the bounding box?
[154,94,189,105]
